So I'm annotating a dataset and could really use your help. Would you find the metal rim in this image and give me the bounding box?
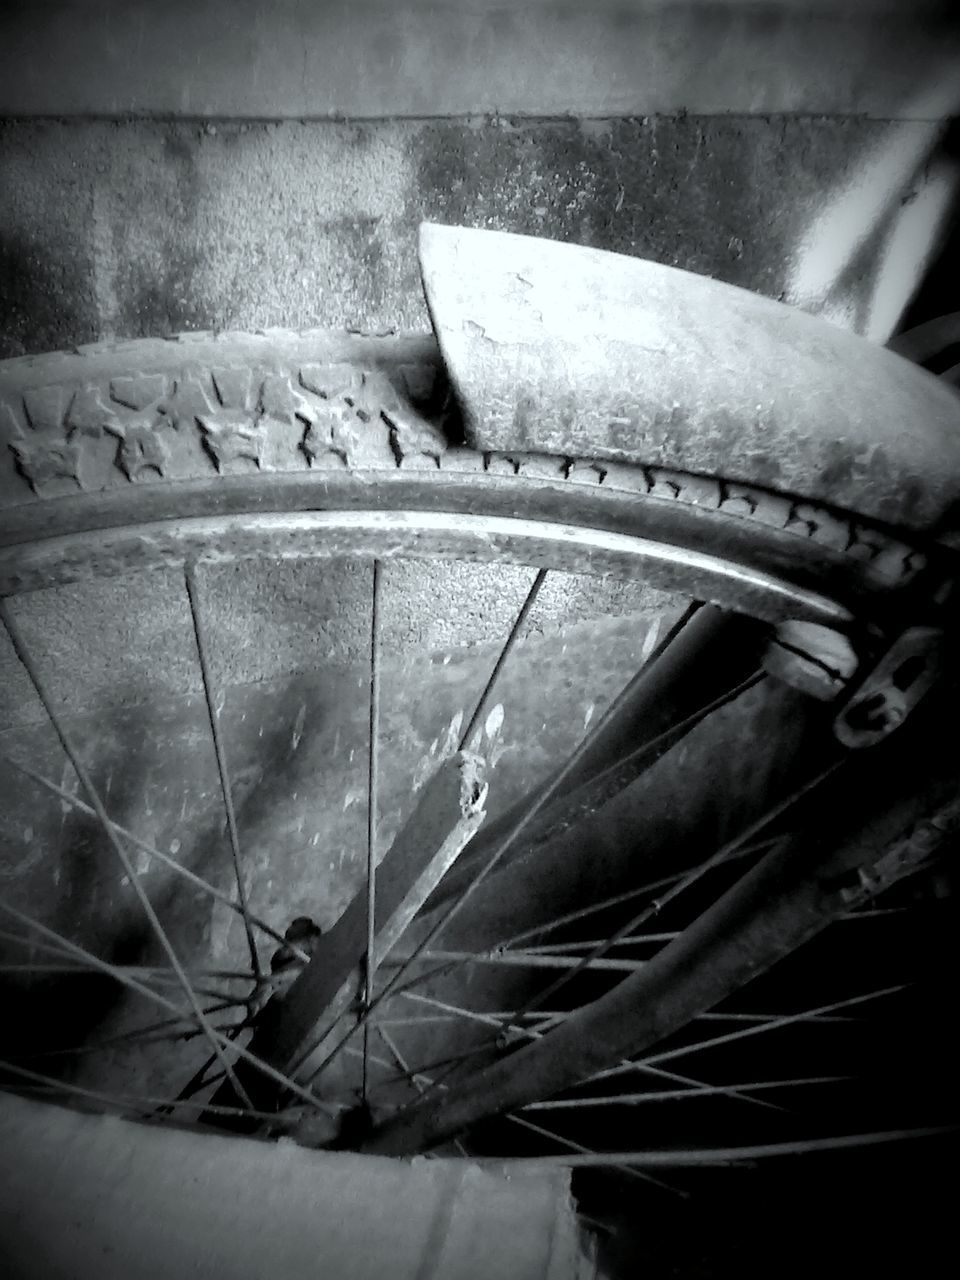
[1,508,854,625]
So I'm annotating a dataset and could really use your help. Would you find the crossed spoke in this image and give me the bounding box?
[1,599,255,1109]
[20,1004,246,1060]
[0,899,333,1116]
[1,756,310,965]
[371,762,838,1118]
[584,984,910,1087]
[388,991,786,1116]
[495,763,837,1036]
[371,1019,683,1194]
[0,1057,327,1128]
[492,849,779,954]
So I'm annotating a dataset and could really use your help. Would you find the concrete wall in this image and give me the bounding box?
[2,1,959,358]
[2,110,958,363]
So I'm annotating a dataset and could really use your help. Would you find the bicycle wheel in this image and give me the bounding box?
[0,230,957,1270]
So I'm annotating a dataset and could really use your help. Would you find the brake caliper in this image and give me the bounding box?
[833,625,945,748]
[763,620,946,748]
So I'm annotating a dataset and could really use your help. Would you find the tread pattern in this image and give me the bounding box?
[3,360,447,489]
[0,343,927,590]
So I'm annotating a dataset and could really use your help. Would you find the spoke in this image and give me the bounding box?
[365,1044,498,1092]
[480,1011,564,1022]
[0,600,256,1109]
[185,563,262,982]
[496,842,780,953]
[522,1075,854,1109]
[516,933,679,953]
[374,960,462,1003]
[507,597,697,790]
[441,604,760,915]
[503,765,836,1030]
[0,925,248,1004]
[506,1113,687,1196]
[394,993,783,1115]
[134,966,253,983]
[408,949,646,973]
[373,1010,564,1028]
[0,1058,325,1127]
[368,1014,571,1091]
[697,1011,860,1025]
[588,983,910,1084]
[399,990,508,1031]
[130,1016,242,1048]
[0,925,91,963]
[0,899,336,1116]
[376,1025,434,1095]
[624,1062,785,1112]
[0,958,253,987]
[458,568,547,751]
[635,983,909,1071]
[479,1126,960,1169]
[366,995,514,1111]
[42,1021,241,1059]
[370,1015,461,1028]
[362,559,383,1103]
[496,873,700,950]
[343,1041,404,1077]
[4,973,235,1003]
[2,756,309,965]
[24,1002,244,1059]
[840,906,915,919]
[498,669,766,865]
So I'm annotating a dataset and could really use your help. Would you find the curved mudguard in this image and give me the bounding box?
[418,223,960,535]
[0,1093,581,1280]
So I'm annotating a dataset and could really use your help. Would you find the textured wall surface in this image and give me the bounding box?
[2,112,956,361]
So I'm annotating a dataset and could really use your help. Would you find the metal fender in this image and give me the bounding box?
[418,223,960,534]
